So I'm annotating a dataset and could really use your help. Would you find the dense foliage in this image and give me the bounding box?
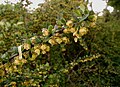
[29,0,88,33]
[108,0,120,10]
[90,10,120,86]
[0,0,120,86]
[0,1,33,56]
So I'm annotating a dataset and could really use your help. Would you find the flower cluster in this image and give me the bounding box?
[48,36,70,46]
[23,43,31,50]
[89,15,97,28]
[42,28,49,36]
[63,27,76,33]
[33,44,50,55]
[40,44,50,54]
[64,20,89,42]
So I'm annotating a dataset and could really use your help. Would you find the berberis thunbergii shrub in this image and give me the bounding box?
[0,0,119,87]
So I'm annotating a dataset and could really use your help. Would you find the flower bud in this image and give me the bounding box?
[79,27,88,36]
[66,20,73,27]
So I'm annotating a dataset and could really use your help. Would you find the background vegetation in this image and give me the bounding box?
[0,0,120,86]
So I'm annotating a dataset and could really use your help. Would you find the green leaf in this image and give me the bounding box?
[0,34,4,39]
[56,20,63,25]
[36,37,42,43]
[0,41,5,46]
[80,4,85,13]
[12,46,18,53]
[17,22,24,25]
[74,9,82,17]
[0,21,5,26]
[48,25,53,33]
[6,22,11,28]
[79,13,89,22]
[61,18,66,24]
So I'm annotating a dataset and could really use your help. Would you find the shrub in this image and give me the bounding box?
[1,0,120,87]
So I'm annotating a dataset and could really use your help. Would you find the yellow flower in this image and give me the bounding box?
[63,28,69,33]
[80,60,84,62]
[8,67,13,73]
[10,82,16,86]
[61,48,66,51]
[34,45,40,49]
[46,46,50,52]
[55,38,62,44]
[92,15,97,22]
[34,49,40,55]
[90,22,96,28]
[23,43,31,50]
[24,81,29,86]
[13,65,17,70]
[62,69,69,73]
[74,37,78,42]
[66,20,73,27]
[40,44,50,54]
[40,44,47,50]
[73,31,80,38]
[42,28,49,36]
[42,71,47,75]
[62,37,70,44]
[70,28,76,33]
[79,27,88,36]
[88,15,97,22]
[31,36,36,44]
[21,59,27,64]
[54,33,60,36]
[73,31,77,36]
[0,70,5,76]
[48,39,56,45]
[42,50,46,54]
[30,54,37,61]
[14,59,20,65]
[31,36,36,40]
